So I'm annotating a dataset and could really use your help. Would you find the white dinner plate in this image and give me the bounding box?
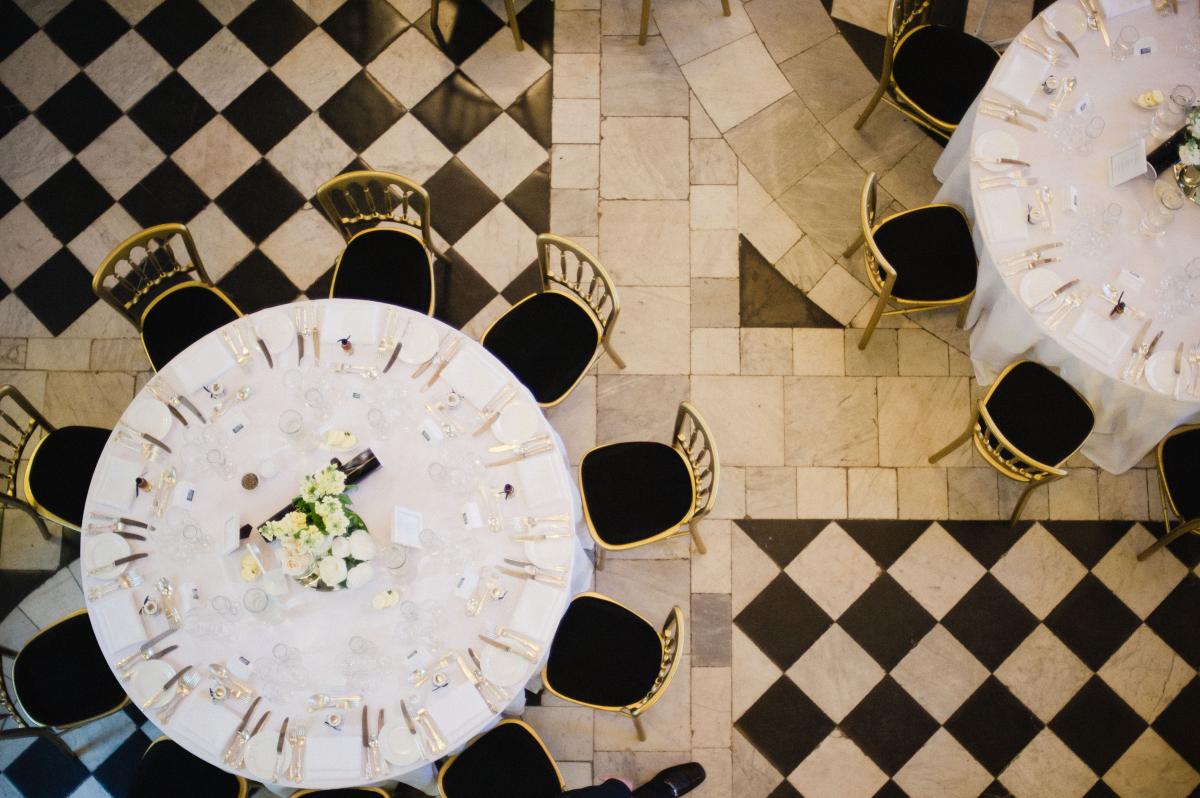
[493,403,539,444]
[381,722,422,766]
[1019,269,1065,313]
[254,312,295,355]
[398,323,440,365]
[1042,4,1087,43]
[524,534,573,570]
[1145,350,1178,394]
[130,660,176,709]
[87,532,132,581]
[973,130,1020,172]
[479,645,529,688]
[243,730,279,781]
[124,398,172,439]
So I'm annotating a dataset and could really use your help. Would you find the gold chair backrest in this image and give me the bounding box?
[673,402,719,526]
[436,719,563,797]
[1157,423,1200,520]
[93,224,211,329]
[315,170,435,251]
[630,604,685,718]
[536,234,621,347]
[858,172,899,302]
[888,0,932,39]
[0,385,51,501]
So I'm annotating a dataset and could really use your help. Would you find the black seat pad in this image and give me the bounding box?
[546,596,663,708]
[984,362,1093,467]
[142,285,240,371]
[13,613,126,727]
[873,205,977,302]
[1162,428,1200,520]
[441,723,561,798]
[27,426,109,527]
[482,292,599,405]
[331,228,434,313]
[893,25,999,127]
[582,442,694,546]
[129,739,243,798]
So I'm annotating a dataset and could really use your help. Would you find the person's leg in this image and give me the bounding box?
[631,763,706,797]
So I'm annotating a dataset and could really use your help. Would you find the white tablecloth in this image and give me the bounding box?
[80,299,591,793]
[935,0,1200,472]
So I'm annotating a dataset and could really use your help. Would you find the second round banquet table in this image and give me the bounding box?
[79,298,591,793]
[935,0,1200,473]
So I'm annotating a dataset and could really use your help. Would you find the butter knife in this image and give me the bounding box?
[257,337,274,369]
[1134,331,1163,382]
[295,306,305,364]
[383,318,410,374]
[90,515,153,529]
[147,383,188,426]
[1043,15,1080,57]
[1122,319,1152,381]
[115,628,177,669]
[88,552,148,576]
[176,395,206,424]
[458,657,501,712]
[240,710,271,768]
[486,444,553,467]
[224,697,262,763]
[272,717,288,783]
[1173,342,1185,399]
[1031,278,1079,310]
[479,633,539,661]
[142,664,191,709]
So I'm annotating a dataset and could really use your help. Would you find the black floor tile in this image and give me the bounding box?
[944,676,1043,775]
[507,69,551,148]
[516,0,554,62]
[223,73,310,153]
[26,159,113,243]
[303,264,335,298]
[1081,782,1120,798]
[44,0,128,66]
[5,736,90,798]
[229,0,315,64]
[499,261,539,304]
[135,0,221,67]
[34,73,120,153]
[1044,574,1141,671]
[735,678,834,776]
[504,160,549,233]
[218,249,299,311]
[432,247,499,329]
[1146,573,1200,669]
[872,783,909,798]
[119,160,208,228]
[418,0,502,64]
[1041,521,1134,569]
[740,237,841,328]
[0,83,29,140]
[766,782,803,798]
[941,573,1038,671]
[734,573,831,670]
[736,519,829,569]
[838,573,935,669]
[216,160,305,243]
[15,248,96,335]
[91,728,151,797]
[129,72,216,153]
[940,520,1031,568]
[1153,675,1200,771]
[423,157,499,243]
[321,0,406,64]
[0,175,18,219]
[841,676,939,775]
[319,70,405,151]
[411,71,503,151]
[0,0,37,62]
[1049,676,1146,775]
[838,520,930,569]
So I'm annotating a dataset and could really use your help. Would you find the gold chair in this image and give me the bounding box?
[317,170,438,316]
[0,384,109,538]
[438,719,563,798]
[1137,424,1200,561]
[93,223,242,371]
[854,0,999,138]
[929,361,1094,525]
[844,171,977,349]
[292,790,391,797]
[582,402,718,569]
[481,234,624,407]
[0,610,129,759]
[129,738,248,798]
[637,0,730,45]
[431,0,525,50]
[543,592,684,742]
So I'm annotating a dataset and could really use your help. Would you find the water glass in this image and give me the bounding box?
[182,522,213,553]
[304,387,332,420]
[1112,25,1138,60]
[1151,85,1196,139]
[1102,202,1123,227]
[1139,185,1186,237]
[206,448,235,480]
[278,409,313,451]
[366,405,390,441]
[1079,115,1105,153]
[383,544,411,573]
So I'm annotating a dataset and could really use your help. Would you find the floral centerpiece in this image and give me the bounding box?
[1177,106,1200,204]
[258,465,379,590]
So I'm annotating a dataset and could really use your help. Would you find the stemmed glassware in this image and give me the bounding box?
[1112,25,1138,61]
[1151,85,1196,139]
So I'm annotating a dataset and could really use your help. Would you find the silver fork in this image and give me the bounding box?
[157,670,200,723]
[1189,341,1200,395]
[88,570,143,600]
[1046,292,1082,329]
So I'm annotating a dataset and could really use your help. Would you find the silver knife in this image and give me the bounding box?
[1173,342,1185,398]
[121,644,179,679]
[240,710,271,767]
[1134,331,1164,382]
[90,514,153,530]
[1043,15,1080,58]
[147,383,189,426]
[88,552,149,575]
[1031,278,1079,310]
[272,717,289,782]
[142,664,192,708]
[256,337,274,369]
[115,628,178,669]
[1122,319,1151,381]
[383,341,403,374]
[1092,0,1110,47]
[176,395,206,424]
[295,306,305,364]
[224,697,262,763]
[140,432,172,454]
[973,157,1033,168]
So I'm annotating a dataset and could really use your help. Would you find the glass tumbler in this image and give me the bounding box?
[1151,85,1196,139]
[1112,26,1138,61]
[1139,185,1186,237]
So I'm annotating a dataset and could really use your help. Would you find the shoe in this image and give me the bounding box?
[631,763,706,797]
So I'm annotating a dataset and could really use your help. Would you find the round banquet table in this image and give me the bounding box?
[934,0,1200,473]
[79,298,591,794]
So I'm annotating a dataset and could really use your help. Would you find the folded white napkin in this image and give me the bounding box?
[426,685,492,742]
[515,453,570,512]
[169,335,236,394]
[90,591,146,653]
[1068,311,1131,366]
[442,348,507,411]
[322,303,378,351]
[305,735,364,778]
[168,696,240,757]
[978,188,1029,244]
[506,579,564,644]
[991,46,1050,106]
[1096,0,1150,17]
[91,456,143,510]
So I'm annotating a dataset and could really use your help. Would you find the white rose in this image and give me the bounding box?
[318,556,348,587]
[346,562,375,590]
[281,551,312,576]
[348,529,378,561]
[331,536,351,559]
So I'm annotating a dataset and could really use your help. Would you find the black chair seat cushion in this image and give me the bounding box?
[441,723,561,798]
[330,228,434,313]
[546,596,663,708]
[26,426,109,528]
[873,205,977,302]
[1162,428,1200,520]
[581,442,694,546]
[482,292,600,405]
[893,25,999,127]
[129,739,243,798]
[295,791,386,797]
[984,362,1094,467]
[12,613,126,727]
[141,284,240,371]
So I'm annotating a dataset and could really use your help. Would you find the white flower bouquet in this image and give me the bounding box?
[1181,107,1200,167]
[258,465,378,590]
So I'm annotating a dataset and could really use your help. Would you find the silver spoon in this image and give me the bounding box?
[87,569,143,600]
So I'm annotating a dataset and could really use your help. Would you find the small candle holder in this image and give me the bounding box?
[241,473,260,491]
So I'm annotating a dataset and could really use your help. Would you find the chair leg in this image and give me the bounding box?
[638,0,651,44]
[688,525,706,555]
[842,232,865,259]
[858,297,886,350]
[632,714,647,742]
[504,0,524,50]
[1008,480,1042,527]
[604,340,626,370]
[929,420,973,464]
[719,0,730,15]
[854,78,889,131]
[956,299,970,329]
[595,547,607,570]
[430,0,439,31]
[1137,518,1200,561]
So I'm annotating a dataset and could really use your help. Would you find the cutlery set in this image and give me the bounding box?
[1077,0,1110,46]
[220,325,253,367]
[224,699,267,766]
[146,381,206,426]
[417,338,462,391]
[295,305,320,365]
[1018,34,1065,65]
[401,699,446,756]
[361,707,384,778]
[379,310,409,374]
[473,386,518,436]
[978,170,1039,190]
[1122,320,1160,383]
[486,440,554,467]
[456,650,507,712]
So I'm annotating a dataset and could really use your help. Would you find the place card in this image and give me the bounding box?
[1109,139,1147,186]
[392,506,423,547]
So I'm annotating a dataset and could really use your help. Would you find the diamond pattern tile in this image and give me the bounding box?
[33,73,120,153]
[43,0,129,66]
[841,675,939,775]
[320,0,406,64]
[735,676,834,777]
[944,676,1042,776]
[228,0,314,64]
[735,572,832,671]
[134,0,221,67]
[1045,574,1142,671]
[1050,676,1147,776]
[838,573,935,670]
[941,573,1039,671]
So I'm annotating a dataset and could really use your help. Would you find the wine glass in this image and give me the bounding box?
[1139,185,1186,237]
[1151,85,1196,139]
[1112,25,1138,61]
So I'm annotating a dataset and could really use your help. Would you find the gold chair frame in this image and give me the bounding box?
[431,0,524,49]
[929,361,1093,525]
[0,610,130,760]
[843,172,975,349]
[436,719,564,797]
[292,789,390,797]
[0,384,71,538]
[1137,423,1200,561]
[637,0,730,45]
[141,737,249,797]
[588,402,719,569]
[542,593,684,742]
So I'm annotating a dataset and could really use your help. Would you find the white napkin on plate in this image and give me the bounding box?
[169,335,237,394]
[90,591,146,653]
[305,735,365,778]
[506,579,563,644]
[978,188,1029,244]
[441,348,507,411]
[426,685,492,742]
[990,46,1050,106]
[1068,311,1131,366]
[515,454,570,511]
[91,456,143,510]
[168,696,240,757]
[322,303,378,350]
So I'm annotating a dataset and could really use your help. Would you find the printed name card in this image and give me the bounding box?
[1109,140,1147,186]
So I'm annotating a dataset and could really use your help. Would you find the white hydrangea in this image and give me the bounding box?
[1181,140,1200,167]
[315,496,349,536]
[318,556,348,587]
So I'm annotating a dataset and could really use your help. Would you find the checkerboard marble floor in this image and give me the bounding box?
[2,0,1198,795]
